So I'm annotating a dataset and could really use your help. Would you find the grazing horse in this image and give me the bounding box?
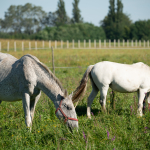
[72,61,150,118]
[0,52,78,130]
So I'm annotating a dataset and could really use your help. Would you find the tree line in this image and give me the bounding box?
[0,0,150,41]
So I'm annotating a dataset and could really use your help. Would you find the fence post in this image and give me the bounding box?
[89,39,91,48]
[72,40,74,49]
[109,39,111,48]
[51,47,55,75]
[94,40,96,48]
[114,39,116,48]
[84,40,86,48]
[0,42,1,51]
[122,39,124,47]
[49,40,51,48]
[99,40,101,49]
[118,39,120,47]
[43,41,44,48]
[131,40,133,47]
[139,40,141,47]
[7,41,9,52]
[29,42,31,50]
[78,40,80,48]
[35,41,37,50]
[148,40,149,48]
[67,40,69,48]
[144,40,145,48]
[55,40,57,49]
[135,40,137,47]
[61,40,63,48]
[22,41,24,51]
[14,41,16,52]
[127,40,129,47]
[104,40,106,48]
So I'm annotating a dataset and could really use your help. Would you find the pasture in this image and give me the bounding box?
[0,47,150,149]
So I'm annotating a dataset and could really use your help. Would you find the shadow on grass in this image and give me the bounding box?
[76,105,100,116]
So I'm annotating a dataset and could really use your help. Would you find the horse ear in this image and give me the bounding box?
[69,92,73,99]
[64,89,68,97]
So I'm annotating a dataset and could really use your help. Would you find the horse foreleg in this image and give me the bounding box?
[87,88,98,119]
[22,93,32,130]
[30,92,41,125]
[137,89,146,116]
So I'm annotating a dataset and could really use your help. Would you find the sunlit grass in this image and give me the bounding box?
[0,48,150,149]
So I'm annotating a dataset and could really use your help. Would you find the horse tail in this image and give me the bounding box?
[72,65,94,104]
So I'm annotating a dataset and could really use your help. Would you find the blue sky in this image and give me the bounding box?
[0,0,150,26]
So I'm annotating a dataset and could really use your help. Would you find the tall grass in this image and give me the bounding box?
[0,48,150,149]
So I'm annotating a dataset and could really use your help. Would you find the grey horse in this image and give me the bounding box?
[0,52,78,130]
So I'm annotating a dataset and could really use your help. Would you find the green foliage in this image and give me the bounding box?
[130,20,150,40]
[38,23,106,41]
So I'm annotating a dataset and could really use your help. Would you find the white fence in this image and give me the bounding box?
[0,39,150,51]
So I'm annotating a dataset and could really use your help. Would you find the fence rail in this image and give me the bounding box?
[0,39,150,51]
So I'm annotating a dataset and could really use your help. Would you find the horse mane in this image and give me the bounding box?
[25,54,67,96]
[72,65,94,104]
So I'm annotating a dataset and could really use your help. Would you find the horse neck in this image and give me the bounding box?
[37,68,64,106]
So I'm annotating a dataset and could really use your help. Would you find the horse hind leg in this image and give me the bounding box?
[99,85,109,113]
[87,86,98,119]
[143,92,150,112]
[137,89,146,116]
[110,90,115,110]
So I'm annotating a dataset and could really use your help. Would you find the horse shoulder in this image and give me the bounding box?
[19,56,37,94]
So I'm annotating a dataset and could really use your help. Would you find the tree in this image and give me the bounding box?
[101,0,116,40]
[1,3,46,34]
[72,0,83,23]
[101,0,131,40]
[130,20,150,40]
[42,12,57,27]
[55,0,68,26]
[116,0,123,39]
[22,3,46,34]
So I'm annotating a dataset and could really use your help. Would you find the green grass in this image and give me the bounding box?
[0,48,150,149]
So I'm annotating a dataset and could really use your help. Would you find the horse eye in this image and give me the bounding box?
[67,106,72,110]
[64,104,72,110]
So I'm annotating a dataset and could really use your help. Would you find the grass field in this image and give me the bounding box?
[0,48,150,149]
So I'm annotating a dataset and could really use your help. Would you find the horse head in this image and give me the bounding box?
[55,92,78,131]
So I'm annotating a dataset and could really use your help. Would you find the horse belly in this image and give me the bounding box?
[0,85,21,102]
[109,81,139,93]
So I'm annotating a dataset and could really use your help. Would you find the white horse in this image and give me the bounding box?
[0,52,78,130]
[72,61,150,118]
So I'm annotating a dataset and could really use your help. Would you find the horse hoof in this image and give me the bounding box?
[87,116,91,119]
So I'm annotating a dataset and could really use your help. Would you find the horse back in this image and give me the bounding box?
[91,61,150,93]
